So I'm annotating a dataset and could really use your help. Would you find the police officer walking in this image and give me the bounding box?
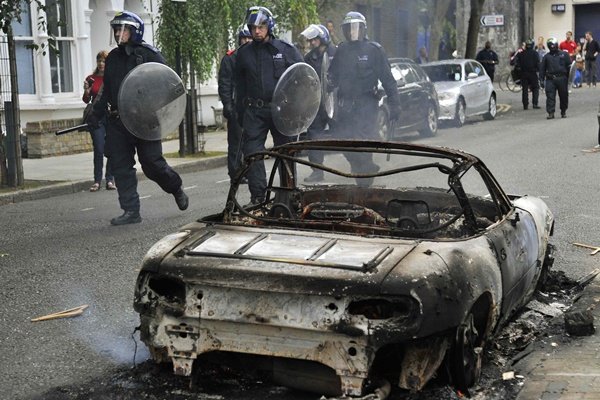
[515,39,541,110]
[89,11,188,225]
[234,6,303,205]
[327,11,400,185]
[218,27,252,183]
[540,37,571,119]
[300,24,336,183]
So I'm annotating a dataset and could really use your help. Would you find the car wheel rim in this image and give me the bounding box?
[458,102,465,124]
[428,107,437,132]
[453,313,482,389]
[489,97,497,117]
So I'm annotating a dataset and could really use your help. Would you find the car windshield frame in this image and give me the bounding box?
[212,140,512,240]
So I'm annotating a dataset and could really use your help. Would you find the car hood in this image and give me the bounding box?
[433,81,462,93]
[145,222,420,296]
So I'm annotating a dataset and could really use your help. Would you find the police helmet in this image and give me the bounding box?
[246,6,275,35]
[110,11,144,43]
[341,11,366,42]
[525,39,535,49]
[547,37,559,51]
[238,26,252,45]
[300,24,330,45]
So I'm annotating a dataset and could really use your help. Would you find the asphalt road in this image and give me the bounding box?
[1,85,599,399]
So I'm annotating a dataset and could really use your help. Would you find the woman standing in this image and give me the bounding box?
[82,50,116,192]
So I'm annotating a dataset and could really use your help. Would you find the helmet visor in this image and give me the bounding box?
[300,25,321,40]
[342,22,362,41]
[247,9,270,28]
[110,20,138,45]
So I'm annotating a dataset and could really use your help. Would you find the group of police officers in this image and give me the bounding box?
[219,7,400,204]
[515,37,572,119]
[86,6,402,224]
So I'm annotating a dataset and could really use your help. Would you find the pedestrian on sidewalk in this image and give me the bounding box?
[515,39,540,110]
[540,38,571,119]
[583,31,600,87]
[88,11,188,225]
[83,50,116,193]
[234,6,303,206]
[476,41,499,82]
[218,26,252,184]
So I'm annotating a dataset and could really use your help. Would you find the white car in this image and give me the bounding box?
[421,59,497,127]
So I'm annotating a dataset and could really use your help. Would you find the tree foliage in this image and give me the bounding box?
[155,0,318,83]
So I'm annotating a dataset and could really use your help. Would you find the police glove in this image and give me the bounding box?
[223,104,234,120]
[86,112,100,129]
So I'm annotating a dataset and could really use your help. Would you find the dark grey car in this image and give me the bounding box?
[377,58,440,139]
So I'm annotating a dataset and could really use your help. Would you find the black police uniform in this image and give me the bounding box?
[304,43,336,168]
[328,39,400,177]
[540,48,571,117]
[218,48,244,181]
[515,47,540,109]
[475,48,499,82]
[234,37,303,203]
[92,42,183,215]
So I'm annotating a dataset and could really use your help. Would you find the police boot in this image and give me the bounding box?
[110,210,142,226]
[561,111,567,118]
[174,187,189,211]
[546,113,555,119]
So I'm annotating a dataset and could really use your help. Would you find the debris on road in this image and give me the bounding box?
[572,242,600,255]
[30,304,89,322]
[502,371,515,380]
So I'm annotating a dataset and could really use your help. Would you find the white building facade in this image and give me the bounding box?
[10,0,219,128]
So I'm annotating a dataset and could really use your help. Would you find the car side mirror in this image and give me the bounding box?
[467,72,478,80]
[396,78,406,88]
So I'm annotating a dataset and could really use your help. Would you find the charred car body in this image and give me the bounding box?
[134,140,554,397]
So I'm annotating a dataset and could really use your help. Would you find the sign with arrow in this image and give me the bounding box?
[480,14,504,27]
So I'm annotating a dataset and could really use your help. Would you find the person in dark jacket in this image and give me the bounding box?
[218,27,252,183]
[583,31,600,87]
[540,37,571,119]
[328,11,400,186]
[89,11,188,225]
[515,39,541,110]
[300,23,336,182]
[234,6,303,205]
[476,41,499,82]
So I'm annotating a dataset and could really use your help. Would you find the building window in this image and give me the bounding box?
[12,0,35,95]
[47,0,73,93]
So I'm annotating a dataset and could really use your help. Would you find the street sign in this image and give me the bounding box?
[480,15,504,27]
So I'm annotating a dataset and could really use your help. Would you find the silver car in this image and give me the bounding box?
[421,59,497,127]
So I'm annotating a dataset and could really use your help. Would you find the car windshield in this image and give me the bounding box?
[212,141,509,240]
[422,64,462,82]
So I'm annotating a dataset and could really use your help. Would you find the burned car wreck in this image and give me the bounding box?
[134,140,555,397]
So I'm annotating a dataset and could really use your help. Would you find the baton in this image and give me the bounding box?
[55,123,90,136]
[386,118,396,162]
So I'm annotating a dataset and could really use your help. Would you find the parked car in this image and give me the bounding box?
[421,59,497,127]
[134,140,554,398]
[377,58,439,140]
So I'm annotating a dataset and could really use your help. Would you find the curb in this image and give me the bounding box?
[0,155,227,207]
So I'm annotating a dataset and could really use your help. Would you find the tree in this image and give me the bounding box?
[465,0,485,59]
[154,0,318,83]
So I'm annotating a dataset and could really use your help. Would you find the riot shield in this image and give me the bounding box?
[118,62,187,140]
[271,62,321,136]
[321,53,336,119]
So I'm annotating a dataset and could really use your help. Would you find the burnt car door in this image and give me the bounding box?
[460,165,541,324]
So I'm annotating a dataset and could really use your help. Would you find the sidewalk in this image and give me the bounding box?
[0,129,230,206]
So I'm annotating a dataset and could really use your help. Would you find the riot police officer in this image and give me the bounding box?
[234,6,303,205]
[540,37,571,119]
[300,24,336,182]
[218,27,252,183]
[515,39,540,110]
[89,11,188,225]
[327,11,400,185]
